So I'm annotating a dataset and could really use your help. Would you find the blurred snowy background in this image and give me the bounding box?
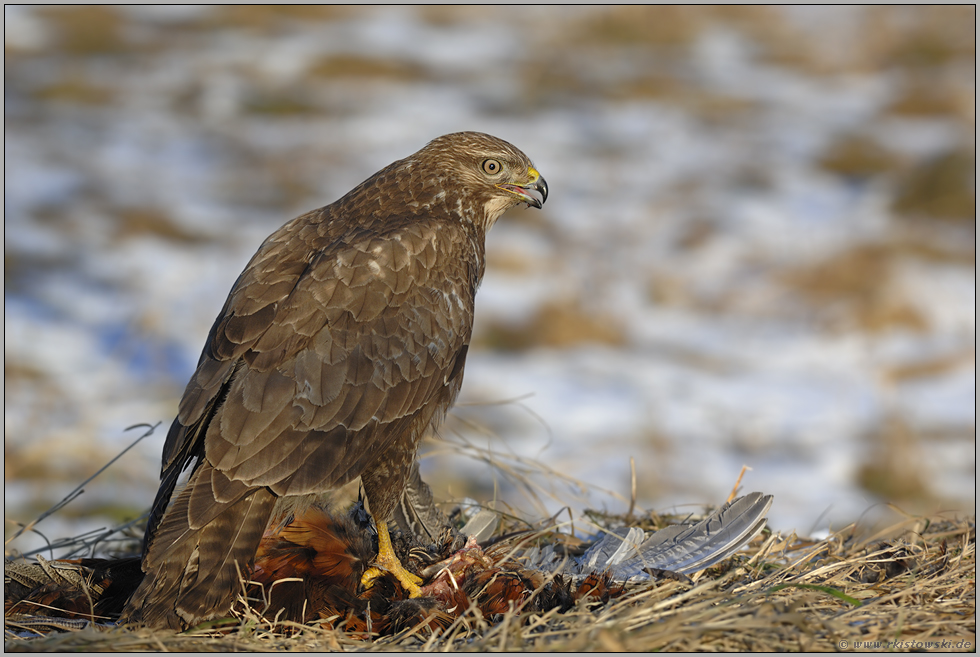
[5,6,975,555]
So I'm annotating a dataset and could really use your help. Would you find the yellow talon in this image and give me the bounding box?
[361,521,423,597]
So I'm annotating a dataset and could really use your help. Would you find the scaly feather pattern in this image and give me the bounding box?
[121,132,548,629]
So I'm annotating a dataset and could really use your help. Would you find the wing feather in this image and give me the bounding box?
[160,209,473,503]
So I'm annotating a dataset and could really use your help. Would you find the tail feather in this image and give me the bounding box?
[122,463,276,630]
[4,556,143,620]
[520,493,773,580]
[618,492,773,576]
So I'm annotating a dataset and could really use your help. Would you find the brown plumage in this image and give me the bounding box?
[247,505,456,634]
[120,132,548,630]
[246,507,620,633]
[244,507,625,630]
[5,556,143,622]
[248,504,376,625]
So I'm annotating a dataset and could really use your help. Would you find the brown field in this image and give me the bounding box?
[5,440,975,652]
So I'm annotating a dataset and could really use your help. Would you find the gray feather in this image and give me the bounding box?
[524,493,772,580]
[610,492,773,577]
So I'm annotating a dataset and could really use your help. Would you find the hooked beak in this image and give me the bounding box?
[497,168,548,209]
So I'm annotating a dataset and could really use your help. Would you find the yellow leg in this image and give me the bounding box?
[361,521,423,597]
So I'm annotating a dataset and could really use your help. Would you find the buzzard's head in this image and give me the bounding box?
[413,132,548,231]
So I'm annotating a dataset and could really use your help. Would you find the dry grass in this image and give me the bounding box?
[5,432,975,652]
[5,514,975,651]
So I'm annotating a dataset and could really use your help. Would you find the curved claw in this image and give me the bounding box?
[362,563,423,597]
[361,522,423,597]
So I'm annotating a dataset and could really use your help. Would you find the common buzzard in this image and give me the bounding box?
[121,132,548,629]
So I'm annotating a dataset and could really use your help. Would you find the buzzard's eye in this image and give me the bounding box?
[481,159,502,176]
